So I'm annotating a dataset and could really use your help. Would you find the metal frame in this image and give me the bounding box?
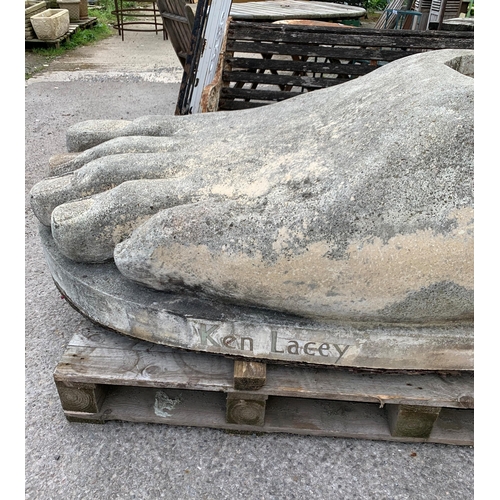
[112,0,164,41]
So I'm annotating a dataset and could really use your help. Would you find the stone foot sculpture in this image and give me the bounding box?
[30,49,473,326]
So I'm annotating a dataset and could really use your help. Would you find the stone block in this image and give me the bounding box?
[57,0,80,21]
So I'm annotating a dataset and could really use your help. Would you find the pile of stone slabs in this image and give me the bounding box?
[25,1,48,40]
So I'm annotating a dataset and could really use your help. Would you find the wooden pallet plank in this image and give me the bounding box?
[228,41,420,62]
[221,86,302,101]
[218,100,272,110]
[265,365,474,409]
[54,344,235,391]
[54,330,474,409]
[61,386,473,445]
[227,25,474,49]
[226,56,375,77]
[224,70,343,89]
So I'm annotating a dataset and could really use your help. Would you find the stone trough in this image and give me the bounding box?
[30,8,70,40]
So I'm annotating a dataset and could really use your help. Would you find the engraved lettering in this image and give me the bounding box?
[304,342,316,356]
[271,330,284,353]
[222,335,237,348]
[192,321,353,363]
[287,340,300,355]
[332,344,350,362]
[240,337,254,351]
[195,323,220,346]
[318,343,330,357]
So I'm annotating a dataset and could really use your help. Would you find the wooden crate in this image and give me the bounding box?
[54,326,473,445]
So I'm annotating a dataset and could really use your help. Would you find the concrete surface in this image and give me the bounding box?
[25,28,474,500]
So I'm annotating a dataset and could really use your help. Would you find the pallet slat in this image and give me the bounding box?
[218,100,272,110]
[227,25,474,48]
[227,42,421,61]
[226,56,375,76]
[63,386,474,445]
[223,70,343,89]
[55,329,474,408]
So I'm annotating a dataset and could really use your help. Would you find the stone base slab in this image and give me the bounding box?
[39,225,473,371]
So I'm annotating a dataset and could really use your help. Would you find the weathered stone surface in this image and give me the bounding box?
[39,224,473,370]
[30,49,474,325]
[30,9,69,41]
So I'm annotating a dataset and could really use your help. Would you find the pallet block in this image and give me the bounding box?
[53,327,473,445]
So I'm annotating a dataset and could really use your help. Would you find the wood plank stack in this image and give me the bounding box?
[414,0,432,30]
[200,20,473,111]
[428,0,462,27]
[54,326,473,445]
[25,1,48,40]
[374,0,410,29]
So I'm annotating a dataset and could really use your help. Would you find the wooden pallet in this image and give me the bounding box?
[25,17,98,49]
[53,326,473,445]
[200,20,474,111]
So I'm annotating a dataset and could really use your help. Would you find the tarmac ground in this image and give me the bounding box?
[24,23,474,500]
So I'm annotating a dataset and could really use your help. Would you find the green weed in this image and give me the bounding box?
[365,0,389,12]
[26,7,116,78]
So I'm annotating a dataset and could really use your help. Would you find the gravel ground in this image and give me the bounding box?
[24,27,475,500]
[25,51,53,78]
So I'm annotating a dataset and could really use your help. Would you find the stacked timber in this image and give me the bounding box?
[374,0,410,29]
[374,0,426,29]
[201,21,473,111]
[428,0,462,27]
[414,0,432,29]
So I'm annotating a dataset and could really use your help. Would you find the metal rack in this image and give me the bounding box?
[112,0,164,40]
